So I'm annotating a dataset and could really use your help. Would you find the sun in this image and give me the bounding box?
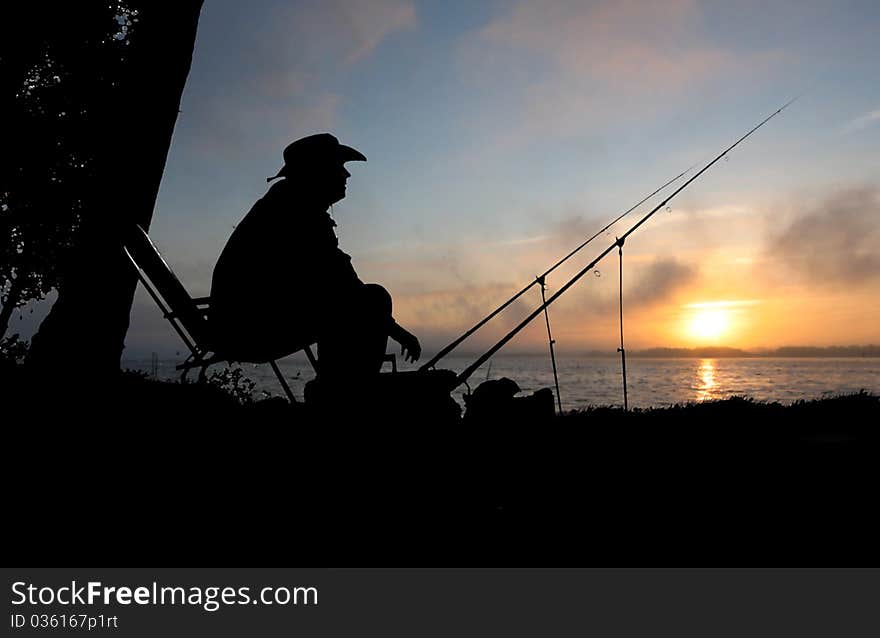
[687,309,731,341]
[679,300,756,345]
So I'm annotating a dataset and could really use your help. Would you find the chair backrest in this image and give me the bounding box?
[124,225,318,402]
[124,225,213,349]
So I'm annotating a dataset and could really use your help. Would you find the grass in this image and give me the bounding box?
[5,360,877,562]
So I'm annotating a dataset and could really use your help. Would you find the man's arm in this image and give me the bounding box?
[389,319,421,363]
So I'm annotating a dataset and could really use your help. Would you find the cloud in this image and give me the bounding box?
[389,282,544,353]
[843,109,880,134]
[479,0,723,87]
[769,186,880,285]
[547,215,602,244]
[180,1,416,156]
[262,0,415,128]
[338,0,417,63]
[393,283,523,328]
[533,252,697,322]
[532,212,626,258]
[460,0,786,144]
[682,300,758,310]
[627,257,698,307]
[264,0,416,67]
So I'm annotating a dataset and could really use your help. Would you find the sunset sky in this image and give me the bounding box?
[58,1,880,358]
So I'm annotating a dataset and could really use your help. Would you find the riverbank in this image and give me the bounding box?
[119,354,880,410]
[6,365,878,563]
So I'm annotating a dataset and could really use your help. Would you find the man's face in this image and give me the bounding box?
[297,160,351,206]
[323,162,350,205]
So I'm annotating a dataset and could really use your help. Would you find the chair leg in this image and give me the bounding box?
[269,360,297,404]
[383,353,397,373]
[304,345,319,373]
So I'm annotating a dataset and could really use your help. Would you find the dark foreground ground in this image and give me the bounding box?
[6,366,878,564]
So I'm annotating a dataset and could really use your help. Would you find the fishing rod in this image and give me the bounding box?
[453,97,798,389]
[419,164,694,371]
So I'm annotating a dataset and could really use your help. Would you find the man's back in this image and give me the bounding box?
[209,179,361,361]
[205,132,420,370]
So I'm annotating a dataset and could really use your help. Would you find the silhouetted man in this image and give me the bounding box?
[210,133,421,379]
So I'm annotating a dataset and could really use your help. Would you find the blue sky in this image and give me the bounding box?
[21,0,879,360]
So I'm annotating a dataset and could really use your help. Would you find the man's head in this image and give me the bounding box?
[268,133,366,205]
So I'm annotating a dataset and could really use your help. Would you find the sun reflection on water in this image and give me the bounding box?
[696,359,717,402]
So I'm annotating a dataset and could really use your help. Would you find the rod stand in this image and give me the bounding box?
[538,276,564,416]
[617,239,629,411]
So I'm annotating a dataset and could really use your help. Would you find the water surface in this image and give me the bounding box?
[124,354,880,410]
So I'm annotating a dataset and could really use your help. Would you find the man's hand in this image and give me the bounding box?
[396,329,422,363]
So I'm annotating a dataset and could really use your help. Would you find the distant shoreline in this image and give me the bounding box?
[586,346,880,358]
[122,346,880,362]
[446,346,880,359]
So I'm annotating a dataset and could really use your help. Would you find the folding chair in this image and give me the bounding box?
[122,224,317,403]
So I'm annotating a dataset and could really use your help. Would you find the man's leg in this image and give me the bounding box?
[317,283,392,378]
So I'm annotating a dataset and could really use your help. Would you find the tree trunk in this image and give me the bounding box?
[27,2,204,377]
